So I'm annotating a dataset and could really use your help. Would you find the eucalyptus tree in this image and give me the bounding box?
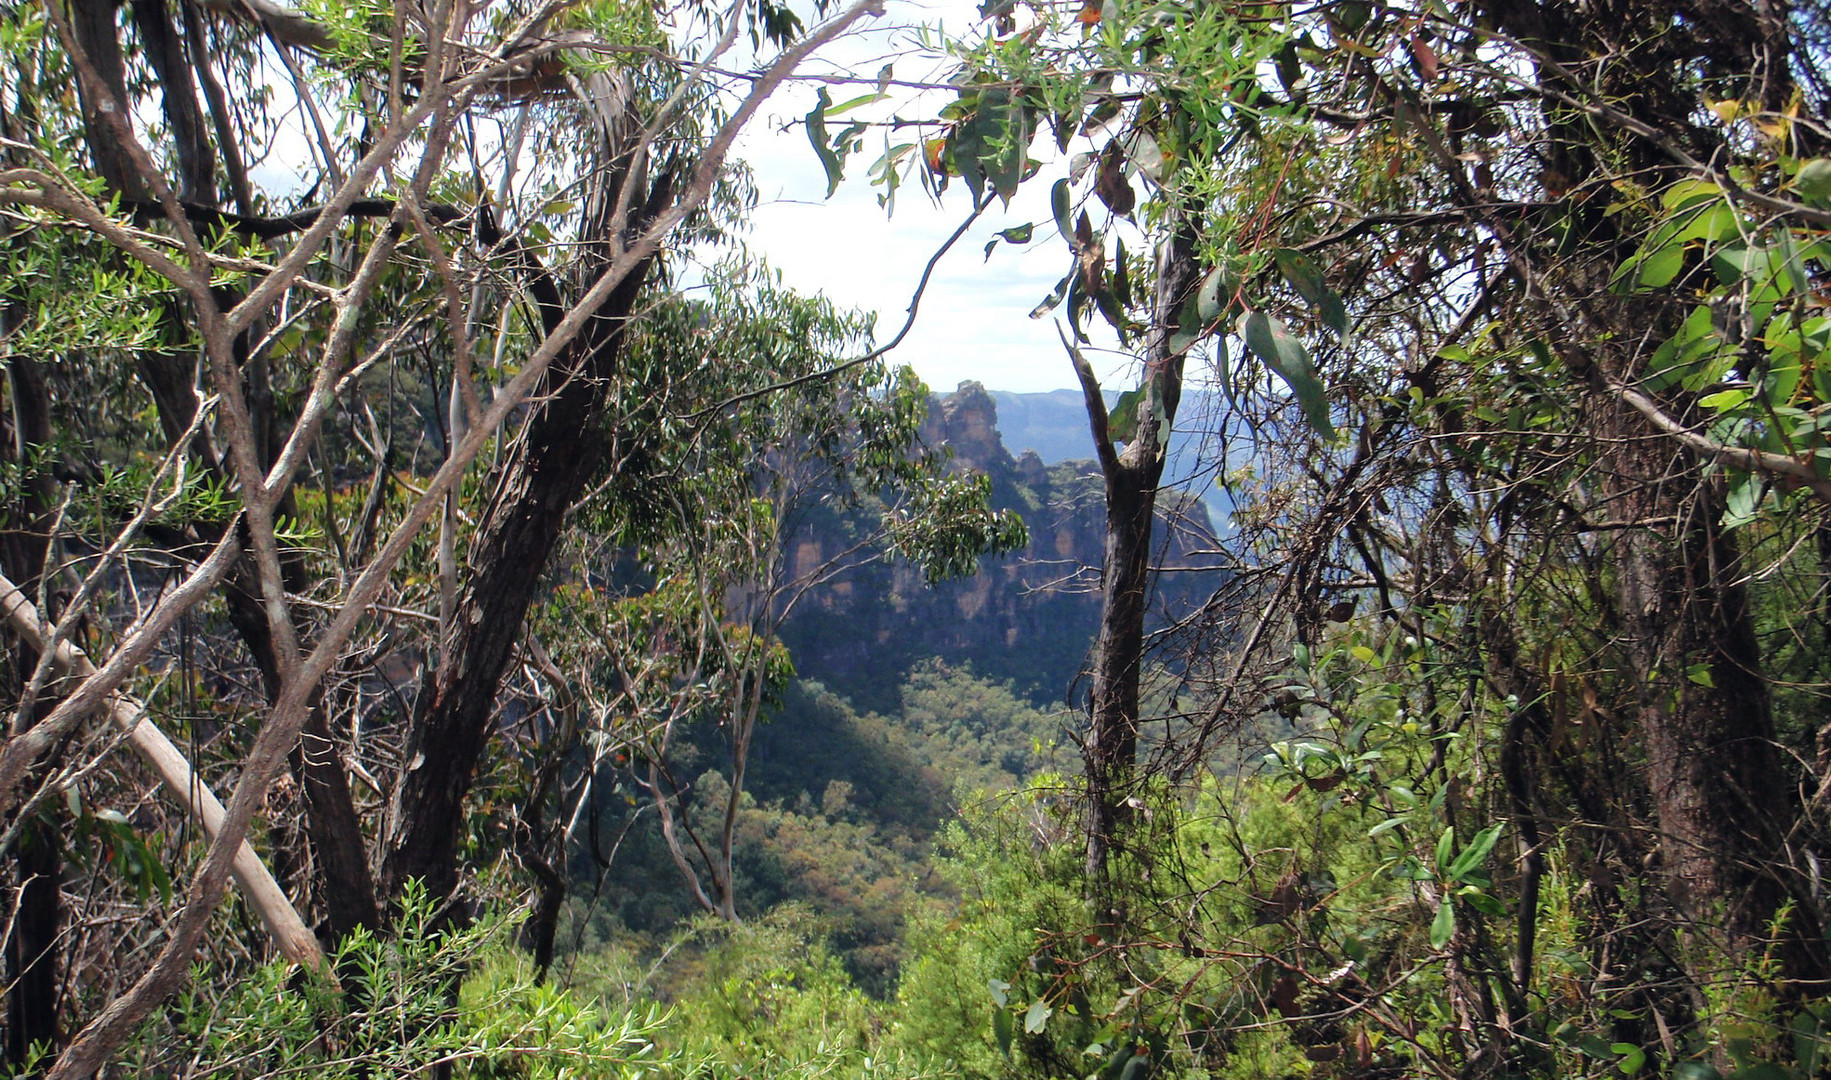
[0,0,963,1071]
[879,0,1831,1073]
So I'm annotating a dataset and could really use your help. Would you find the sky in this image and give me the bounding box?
[727,0,1125,395]
[246,0,1118,395]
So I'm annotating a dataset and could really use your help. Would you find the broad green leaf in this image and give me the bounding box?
[1447,823,1503,881]
[1341,933,1369,962]
[1429,898,1455,948]
[1711,245,1755,284]
[1797,157,1831,205]
[1108,388,1143,443]
[993,1008,1013,1059]
[1699,387,1750,411]
[987,978,1010,1007]
[953,88,1028,206]
[1611,1043,1648,1075]
[1613,243,1684,291]
[1023,998,1052,1034]
[1197,264,1231,323]
[1274,248,1327,305]
[1663,178,1726,212]
[1240,311,1335,439]
[1167,290,1204,356]
[1792,1010,1828,1074]
[1118,1049,1151,1080]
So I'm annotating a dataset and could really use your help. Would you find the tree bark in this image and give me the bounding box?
[1,354,62,1073]
[380,256,655,906]
[1480,0,1828,987]
[1081,217,1199,888]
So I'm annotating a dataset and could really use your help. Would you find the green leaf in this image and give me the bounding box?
[1240,311,1335,439]
[1274,247,1327,305]
[1723,475,1762,530]
[1429,898,1455,948]
[1663,179,1725,212]
[1611,1044,1647,1076]
[1434,825,1457,873]
[805,89,844,197]
[1614,242,1685,291]
[1118,1049,1151,1080]
[1797,157,1831,205]
[1685,663,1716,688]
[1167,290,1204,356]
[984,224,1034,261]
[993,1007,1013,1059]
[1197,265,1231,323]
[1699,387,1750,411]
[825,90,887,115]
[1052,179,1076,249]
[987,978,1010,1007]
[1108,388,1143,443]
[1448,824,1504,882]
[1024,998,1053,1034]
[1793,1009,1827,1075]
[1114,238,1133,309]
[953,88,1028,206]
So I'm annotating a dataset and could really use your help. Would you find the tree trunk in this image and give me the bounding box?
[1082,218,1199,888]
[1,354,62,1073]
[380,260,653,906]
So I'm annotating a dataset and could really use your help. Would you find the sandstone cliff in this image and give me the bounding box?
[777,381,1221,711]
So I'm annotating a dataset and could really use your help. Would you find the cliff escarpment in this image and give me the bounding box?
[777,381,1221,711]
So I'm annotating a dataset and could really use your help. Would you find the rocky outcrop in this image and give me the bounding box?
[778,381,1222,711]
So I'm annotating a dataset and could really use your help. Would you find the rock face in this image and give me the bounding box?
[777,381,1222,712]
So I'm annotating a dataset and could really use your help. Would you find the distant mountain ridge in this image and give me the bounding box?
[989,386,1235,533]
[776,381,1225,711]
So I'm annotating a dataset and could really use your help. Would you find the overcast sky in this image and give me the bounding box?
[727,0,1128,396]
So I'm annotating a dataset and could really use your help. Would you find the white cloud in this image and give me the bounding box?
[730,0,1139,395]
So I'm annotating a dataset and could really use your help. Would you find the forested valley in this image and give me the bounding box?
[9,0,1831,1076]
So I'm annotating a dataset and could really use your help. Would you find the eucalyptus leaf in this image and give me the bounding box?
[1052,179,1076,248]
[1108,388,1143,443]
[1240,311,1336,439]
[1030,269,1073,319]
[1024,998,1053,1034]
[805,88,844,198]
